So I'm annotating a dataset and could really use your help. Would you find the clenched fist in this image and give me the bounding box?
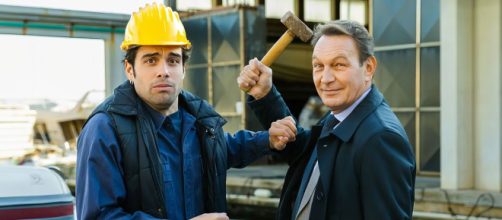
[237,58,272,100]
[269,116,297,150]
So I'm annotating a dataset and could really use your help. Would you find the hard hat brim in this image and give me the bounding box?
[120,41,192,51]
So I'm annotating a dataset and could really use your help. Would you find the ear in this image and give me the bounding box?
[124,60,135,81]
[364,56,377,81]
[182,66,186,79]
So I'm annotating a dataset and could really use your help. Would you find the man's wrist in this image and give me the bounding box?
[251,87,271,100]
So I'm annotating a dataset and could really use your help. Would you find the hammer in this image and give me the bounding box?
[261,11,313,66]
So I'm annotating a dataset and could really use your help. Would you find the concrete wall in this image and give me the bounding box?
[440,0,474,190]
[441,0,502,191]
[474,0,502,191]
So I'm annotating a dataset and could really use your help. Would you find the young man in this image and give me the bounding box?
[238,20,416,219]
[76,3,296,220]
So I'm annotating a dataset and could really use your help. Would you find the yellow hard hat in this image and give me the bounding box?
[120,2,191,51]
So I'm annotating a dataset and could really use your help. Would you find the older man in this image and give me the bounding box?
[238,20,416,219]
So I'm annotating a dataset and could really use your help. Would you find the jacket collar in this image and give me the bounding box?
[178,89,227,129]
[107,81,140,116]
[107,81,226,129]
[332,84,384,142]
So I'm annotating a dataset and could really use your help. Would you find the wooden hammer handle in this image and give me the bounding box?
[261,30,295,67]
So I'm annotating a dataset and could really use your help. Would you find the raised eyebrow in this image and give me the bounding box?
[333,55,349,61]
[168,52,182,58]
[312,55,348,64]
[141,52,161,59]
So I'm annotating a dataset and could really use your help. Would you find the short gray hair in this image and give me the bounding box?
[311,20,374,65]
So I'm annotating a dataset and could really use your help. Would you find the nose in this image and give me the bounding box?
[320,68,335,84]
[157,61,170,78]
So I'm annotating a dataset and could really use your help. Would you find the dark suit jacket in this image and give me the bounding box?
[248,85,416,220]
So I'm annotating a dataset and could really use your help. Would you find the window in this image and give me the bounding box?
[340,0,367,26]
[372,0,440,174]
[304,0,332,22]
[265,0,295,18]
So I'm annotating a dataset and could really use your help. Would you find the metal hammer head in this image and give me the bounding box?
[280,11,313,42]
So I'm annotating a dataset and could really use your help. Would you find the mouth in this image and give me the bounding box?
[153,83,173,88]
[321,88,342,95]
[152,82,174,92]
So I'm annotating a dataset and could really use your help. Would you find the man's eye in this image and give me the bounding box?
[145,58,156,64]
[168,58,181,64]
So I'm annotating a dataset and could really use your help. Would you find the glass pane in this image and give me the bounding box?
[265,0,295,18]
[223,116,242,134]
[374,49,416,108]
[213,65,241,112]
[340,0,367,26]
[421,0,440,42]
[183,17,209,65]
[184,67,209,101]
[305,0,332,22]
[420,47,440,107]
[420,112,440,172]
[395,112,416,155]
[176,0,212,11]
[245,8,267,61]
[211,12,241,63]
[372,0,416,46]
